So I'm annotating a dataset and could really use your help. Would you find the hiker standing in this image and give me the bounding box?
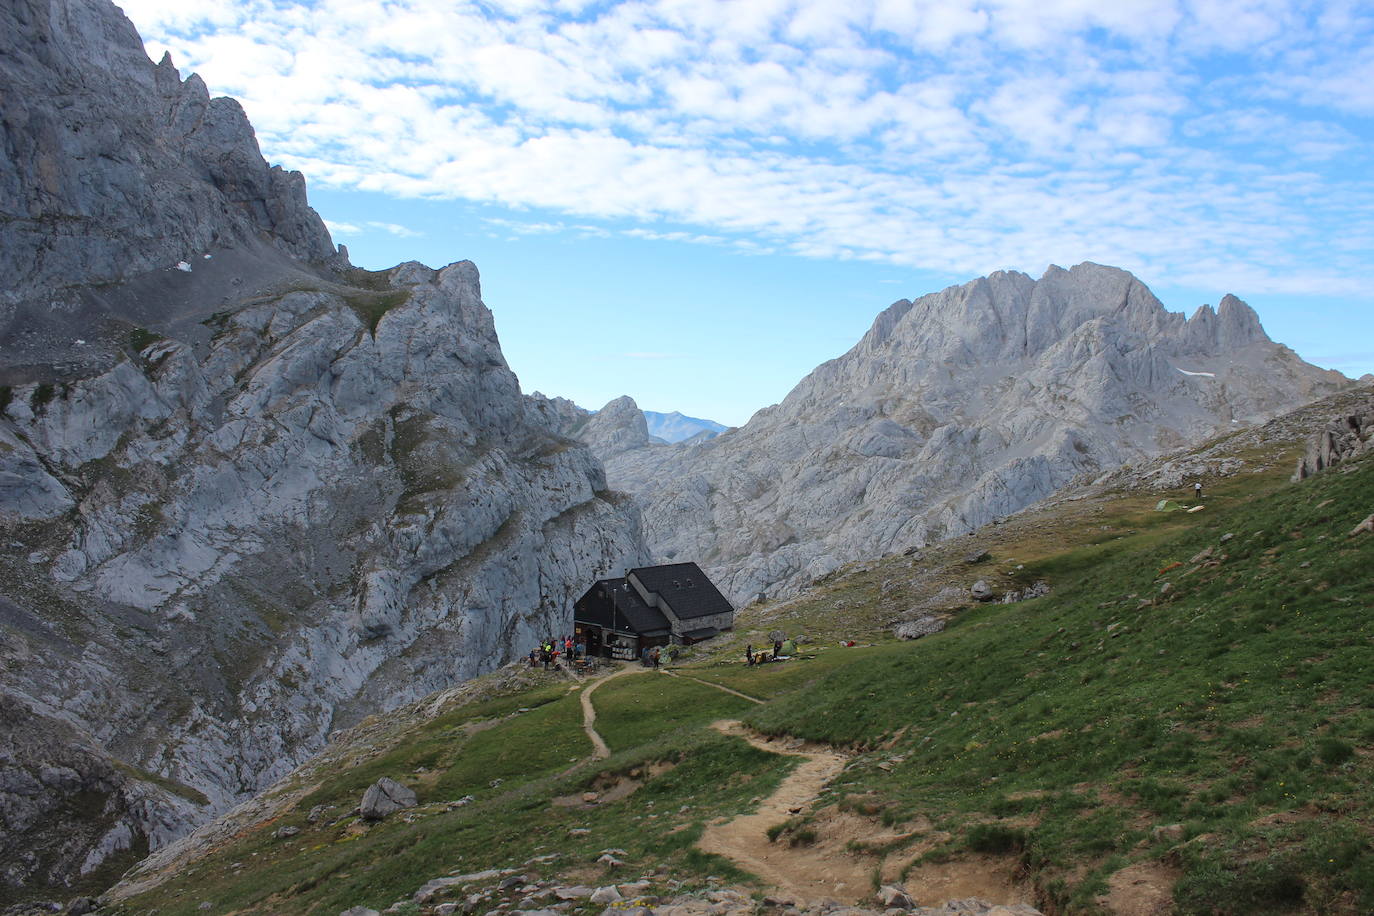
[1194,481,1203,499]
[746,644,754,666]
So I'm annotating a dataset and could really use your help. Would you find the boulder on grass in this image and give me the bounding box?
[359,777,417,821]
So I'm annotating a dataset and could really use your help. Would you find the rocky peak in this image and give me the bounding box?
[581,395,653,459]
[599,263,1348,604]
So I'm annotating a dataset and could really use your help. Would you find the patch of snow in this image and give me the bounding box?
[175,261,192,272]
[74,339,85,345]
[1176,368,1216,378]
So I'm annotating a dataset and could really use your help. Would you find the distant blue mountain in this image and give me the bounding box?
[643,410,728,443]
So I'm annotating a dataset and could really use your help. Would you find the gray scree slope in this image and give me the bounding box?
[590,264,1347,604]
[0,0,647,899]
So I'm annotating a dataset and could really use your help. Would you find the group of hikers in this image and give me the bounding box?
[528,635,583,670]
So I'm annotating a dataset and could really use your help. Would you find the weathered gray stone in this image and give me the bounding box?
[970,580,996,601]
[361,778,416,821]
[1292,392,1374,481]
[340,908,381,916]
[554,886,595,900]
[589,886,623,905]
[1001,581,1050,604]
[893,616,944,640]
[875,885,914,908]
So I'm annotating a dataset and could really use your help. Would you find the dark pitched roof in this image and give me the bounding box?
[628,562,733,620]
[575,578,671,636]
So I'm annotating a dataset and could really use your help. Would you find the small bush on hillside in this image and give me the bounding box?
[965,823,1026,854]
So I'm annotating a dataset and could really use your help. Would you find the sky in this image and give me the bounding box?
[119,0,1374,427]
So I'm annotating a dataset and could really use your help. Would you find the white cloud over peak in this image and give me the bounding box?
[119,0,1374,296]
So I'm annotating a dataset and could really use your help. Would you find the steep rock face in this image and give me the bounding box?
[0,0,647,900]
[0,260,647,900]
[604,264,1347,603]
[7,277,648,880]
[0,0,341,379]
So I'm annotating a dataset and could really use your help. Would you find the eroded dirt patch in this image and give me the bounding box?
[1096,860,1179,915]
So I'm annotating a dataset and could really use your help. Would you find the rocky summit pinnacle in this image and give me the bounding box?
[0,0,648,901]
[593,262,1347,604]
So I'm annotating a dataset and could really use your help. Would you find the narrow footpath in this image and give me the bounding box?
[697,720,865,904]
[578,666,637,759]
[661,669,765,705]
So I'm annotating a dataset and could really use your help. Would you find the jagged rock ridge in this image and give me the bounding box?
[0,0,647,901]
[592,264,1347,604]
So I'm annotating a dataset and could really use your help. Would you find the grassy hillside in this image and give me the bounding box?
[106,419,1372,915]
[743,452,1374,912]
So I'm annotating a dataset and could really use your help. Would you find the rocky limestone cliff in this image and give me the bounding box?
[0,259,648,904]
[597,263,1347,604]
[0,0,342,383]
[0,0,647,901]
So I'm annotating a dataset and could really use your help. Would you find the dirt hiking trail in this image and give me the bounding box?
[661,669,765,704]
[698,720,867,903]
[579,666,637,758]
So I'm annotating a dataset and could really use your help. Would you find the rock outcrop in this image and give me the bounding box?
[598,264,1347,603]
[0,0,647,902]
[359,777,417,821]
[1291,387,1374,480]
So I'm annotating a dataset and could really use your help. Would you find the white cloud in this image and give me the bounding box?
[121,0,1374,297]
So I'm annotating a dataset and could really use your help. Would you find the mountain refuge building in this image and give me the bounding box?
[573,562,734,661]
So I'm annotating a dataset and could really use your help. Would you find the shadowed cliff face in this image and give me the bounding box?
[593,263,1348,605]
[0,0,648,902]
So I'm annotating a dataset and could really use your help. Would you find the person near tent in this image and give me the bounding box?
[746,644,755,666]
